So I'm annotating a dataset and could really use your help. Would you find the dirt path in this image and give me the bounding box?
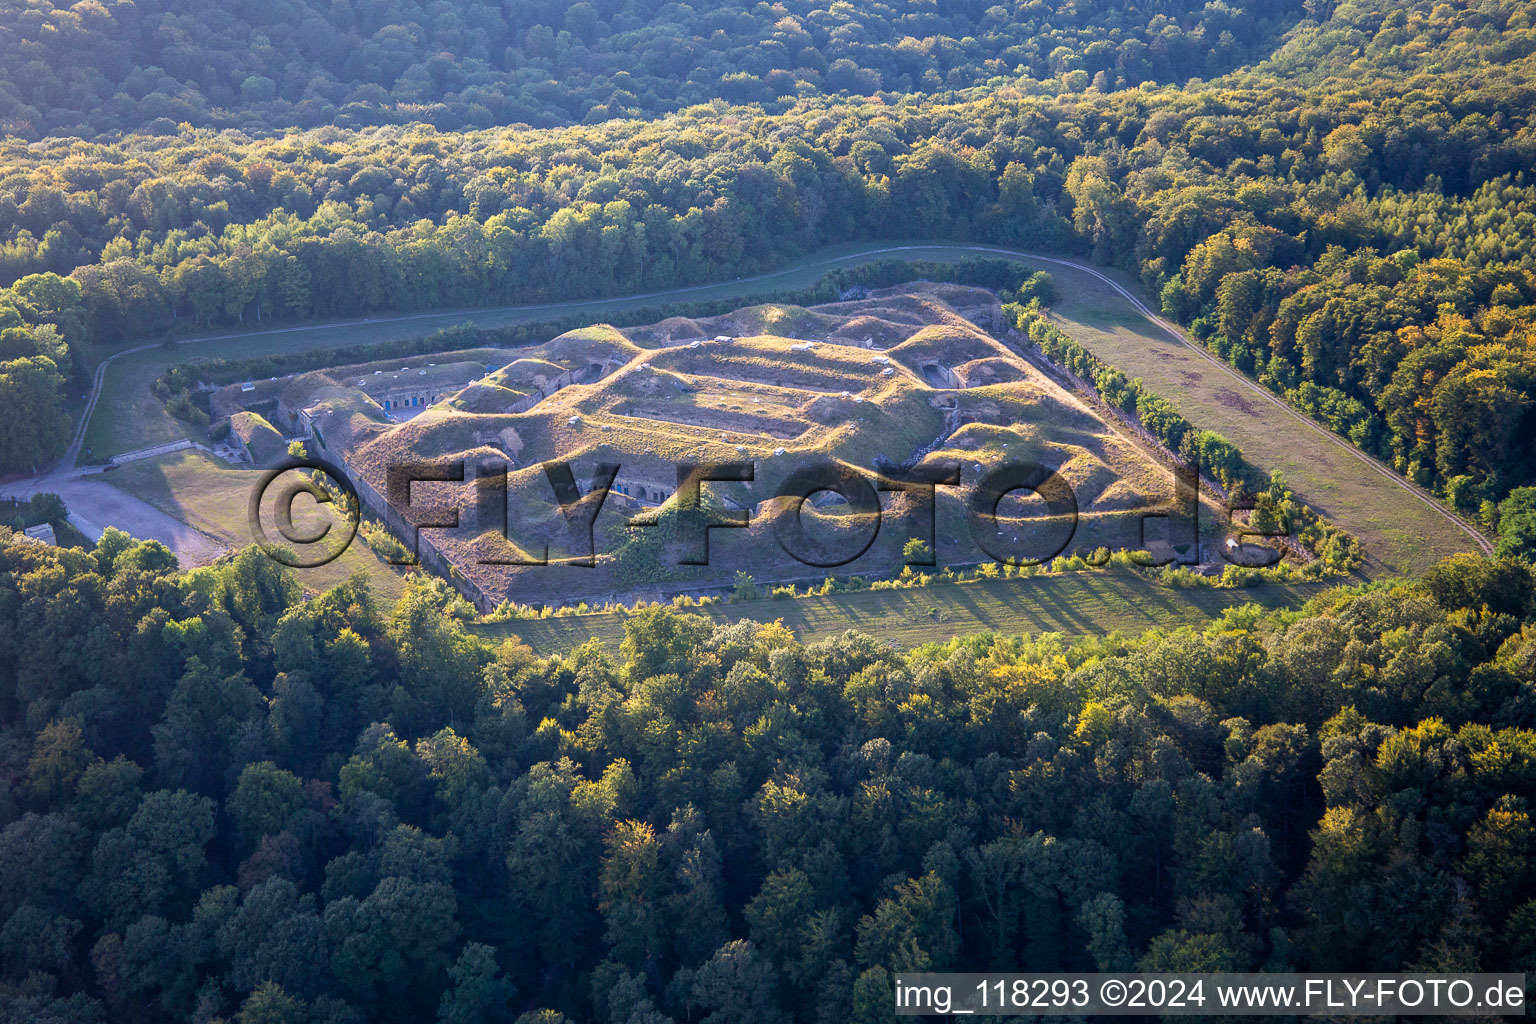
[2,467,228,566]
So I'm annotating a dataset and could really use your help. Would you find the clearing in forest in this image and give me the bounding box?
[225,283,1211,609]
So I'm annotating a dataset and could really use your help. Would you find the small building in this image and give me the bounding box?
[21,523,56,546]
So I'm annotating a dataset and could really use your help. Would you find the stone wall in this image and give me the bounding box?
[308,431,492,612]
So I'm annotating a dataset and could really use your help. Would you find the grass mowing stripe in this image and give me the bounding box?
[470,573,1325,653]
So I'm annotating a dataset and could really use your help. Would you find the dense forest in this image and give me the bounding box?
[2,529,1535,1022]
[0,0,1533,549]
[4,2,1536,1015]
[0,0,1306,137]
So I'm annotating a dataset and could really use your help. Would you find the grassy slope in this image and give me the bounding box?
[101,450,410,601]
[473,572,1326,654]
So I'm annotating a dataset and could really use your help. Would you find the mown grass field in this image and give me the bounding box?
[101,450,410,602]
[472,572,1326,653]
[1001,257,1480,579]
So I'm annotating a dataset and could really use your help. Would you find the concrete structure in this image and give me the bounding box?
[361,365,481,417]
[611,476,673,505]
